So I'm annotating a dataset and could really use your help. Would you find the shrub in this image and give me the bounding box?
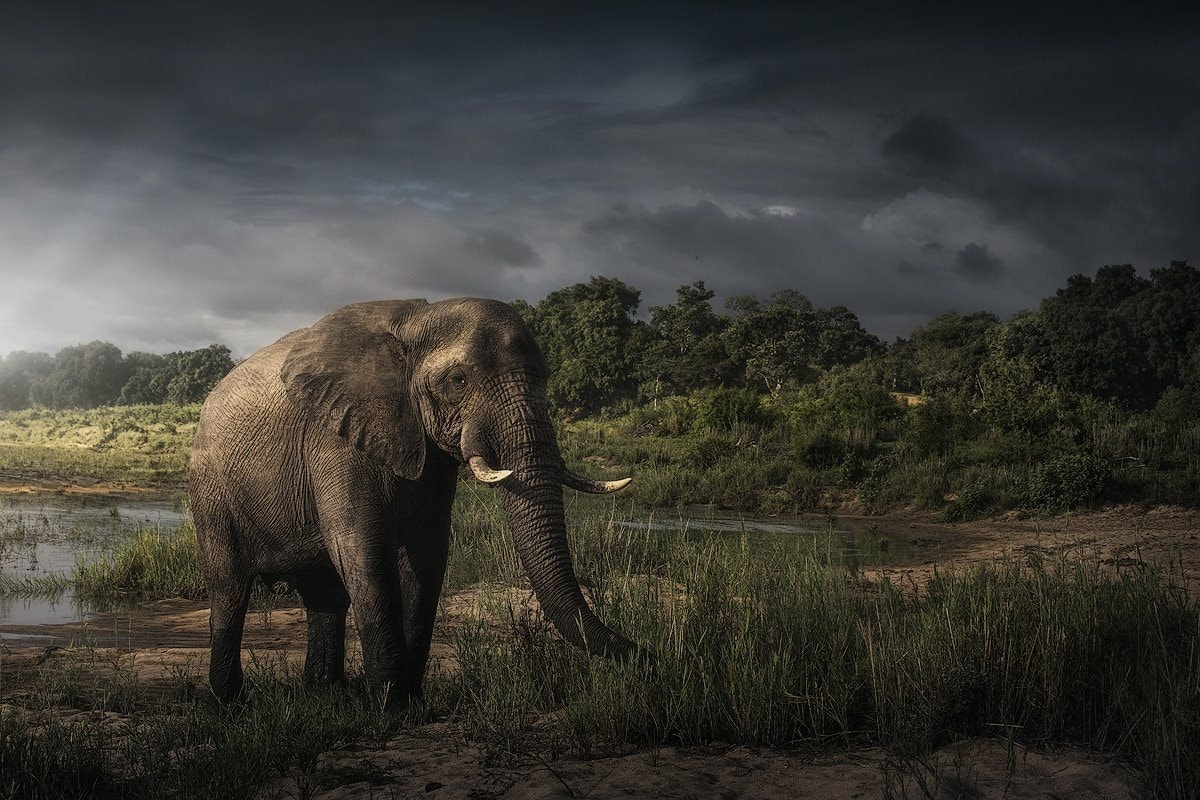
[793,428,843,469]
[698,387,771,431]
[1027,452,1111,512]
[910,392,976,456]
[937,480,992,522]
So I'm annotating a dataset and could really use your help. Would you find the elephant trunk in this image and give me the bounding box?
[470,371,640,662]
[500,473,639,660]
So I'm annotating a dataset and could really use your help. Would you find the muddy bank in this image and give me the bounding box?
[0,472,174,497]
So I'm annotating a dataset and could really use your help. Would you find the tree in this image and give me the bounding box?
[1040,264,1154,407]
[720,291,879,395]
[0,351,53,410]
[524,276,642,413]
[166,345,236,403]
[642,281,732,399]
[976,315,1064,436]
[29,341,131,408]
[906,311,1000,396]
[118,352,173,404]
[1126,260,1200,393]
[722,290,819,394]
[816,306,884,369]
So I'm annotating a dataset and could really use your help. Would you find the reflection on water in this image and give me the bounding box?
[0,494,187,636]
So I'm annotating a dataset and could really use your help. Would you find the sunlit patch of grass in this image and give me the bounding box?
[73,526,205,601]
[0,404,198,487]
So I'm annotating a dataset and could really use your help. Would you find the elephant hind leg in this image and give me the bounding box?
[206,580,252,703]
[296,569,351,687]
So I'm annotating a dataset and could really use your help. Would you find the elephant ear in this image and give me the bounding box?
[281,300,429,480]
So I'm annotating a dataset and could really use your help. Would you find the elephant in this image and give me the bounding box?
[188,298,640,708]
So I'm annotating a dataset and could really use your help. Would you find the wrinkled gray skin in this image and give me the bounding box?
[189,298,640,708]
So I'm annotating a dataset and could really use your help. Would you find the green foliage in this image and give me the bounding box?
[120,345,235,405]
[722,290,881,395]
[623,395,699,436]
[1038,260,1200,410]
[1027,453,1112,512]
[0,404,198,485]
[696,387,770,431]
[640,281,733,399]
[936,480,992,522]
[909,392,976,456]
[0,341,234,410]
[887,310,1000,396]
[522,276,643,414]
[0,351,53,410]
[29,341,129,409]
[74,527,205,600]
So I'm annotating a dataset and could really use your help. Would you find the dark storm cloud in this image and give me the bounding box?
[0,2,1197,353]
[462,230,541,268]
[955,243,1004,283]
[584,200,1031,333]
[882,113,978,179]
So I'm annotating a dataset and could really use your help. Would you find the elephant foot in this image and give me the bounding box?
[193,683,236,709]
[369,678,412,715]
[303,667,347,689]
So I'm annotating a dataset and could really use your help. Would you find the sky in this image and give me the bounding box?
[1,2,1197,357]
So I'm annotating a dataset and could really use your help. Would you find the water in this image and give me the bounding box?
[615,512,942,568]
[0,494,187,639]
[0,495,944,643]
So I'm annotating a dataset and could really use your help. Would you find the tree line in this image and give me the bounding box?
[2,260,1196,420]
[517,261,1199,420]
[0,343,235,410]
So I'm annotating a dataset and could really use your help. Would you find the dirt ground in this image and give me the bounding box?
[5,503,1193,798]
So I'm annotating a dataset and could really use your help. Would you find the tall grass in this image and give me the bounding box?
[1,656,405,800]
[73,526,206,601]
[447,502,1198,794]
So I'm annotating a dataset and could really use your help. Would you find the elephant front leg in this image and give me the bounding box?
[321,520,411,710]
[398,526,451,698]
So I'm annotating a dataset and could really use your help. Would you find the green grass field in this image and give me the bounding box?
[0,405,198,487]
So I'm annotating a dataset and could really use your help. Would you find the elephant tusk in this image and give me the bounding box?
[561,469,632,494]
[468,456,513,484]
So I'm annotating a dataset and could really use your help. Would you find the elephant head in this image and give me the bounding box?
[279,298,641,662]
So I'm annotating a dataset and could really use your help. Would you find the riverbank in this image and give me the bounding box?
[1,586,1140,800]
[6,501,1199,796]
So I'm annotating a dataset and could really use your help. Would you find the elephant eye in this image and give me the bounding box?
[447,369,467,388]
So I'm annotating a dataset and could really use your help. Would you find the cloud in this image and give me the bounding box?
[0,5,1195,356]
[462,229,541,267]
[955,243,1004,283]
[882,113,979,178]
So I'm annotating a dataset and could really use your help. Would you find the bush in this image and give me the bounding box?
[624,396,698,436]
[1027,453,1111,512]
[793,429,843,469]
[698,387,771,431]
[937,480,992,522]
[681,434,735,466]
[910,393,976,456]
